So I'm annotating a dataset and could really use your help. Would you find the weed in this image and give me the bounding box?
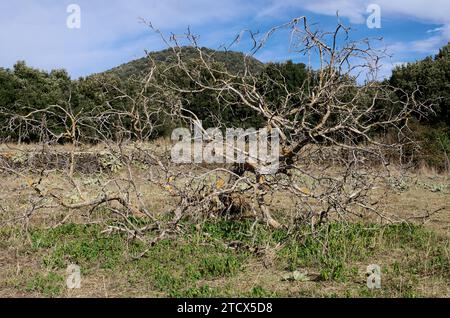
[25,272,64,297]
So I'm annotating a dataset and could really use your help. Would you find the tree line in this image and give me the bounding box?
[0,44,449,170]
[389,42,450,169]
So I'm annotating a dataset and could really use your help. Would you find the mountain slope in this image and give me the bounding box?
[107,46,265,80]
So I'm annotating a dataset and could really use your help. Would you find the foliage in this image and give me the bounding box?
[389,42,450,169]
[390,42,450,127]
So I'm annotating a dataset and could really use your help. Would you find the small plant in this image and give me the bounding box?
[99,152,123,173]
[282,270,310,282]
[11,152,28,165]
[248,286,276,297]
[388,177,410,192]
[171,285,216,298]
[418,181,449,193]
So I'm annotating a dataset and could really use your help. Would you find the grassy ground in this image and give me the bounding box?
[0,145,449,298]
[0,218,449,297]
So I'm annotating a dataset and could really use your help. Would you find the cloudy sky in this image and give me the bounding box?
[1,0,449,79]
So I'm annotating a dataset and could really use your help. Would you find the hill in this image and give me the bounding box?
[107,46,265,80]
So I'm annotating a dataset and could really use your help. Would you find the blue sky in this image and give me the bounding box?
[1,0,449,79]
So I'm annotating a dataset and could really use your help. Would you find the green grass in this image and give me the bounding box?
[25,272,64,297]
[28,223,248,297]
[30,224,130,271]
[3,219,448,297]
[201,220,449,282]
[136,238,247,297]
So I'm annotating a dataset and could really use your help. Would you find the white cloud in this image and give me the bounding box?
[1,1,450,77]
[261,0,450,26]
[261,0,450,55]
[375,61,407,80]
[258,0,366,23]
[0,0,259,77]
[427,27,444,34]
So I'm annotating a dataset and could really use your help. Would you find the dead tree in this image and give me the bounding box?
[140,17,428,229]
[0,17,428,246]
